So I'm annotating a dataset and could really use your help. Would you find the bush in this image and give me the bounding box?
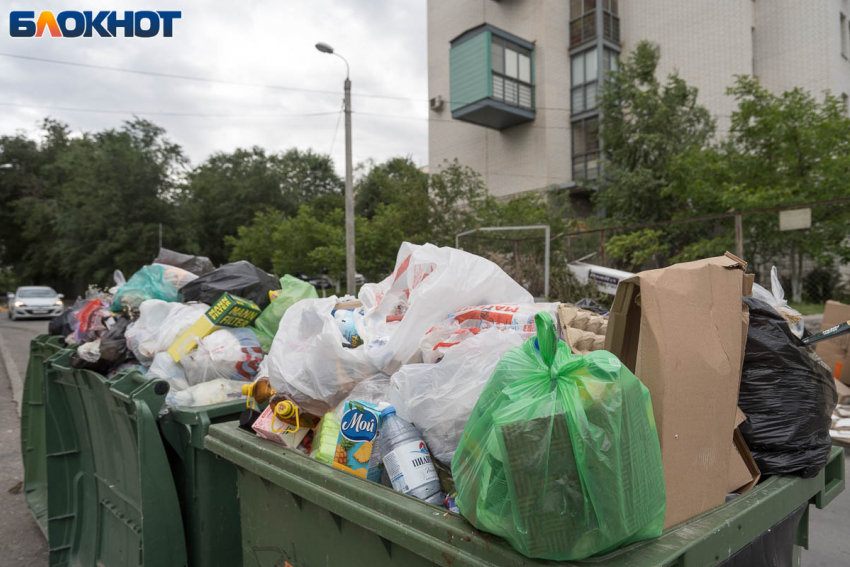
[803,266,839,304]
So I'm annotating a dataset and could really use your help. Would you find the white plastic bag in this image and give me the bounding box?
[390,327,525,465]
[148,351,189,391]
[77,339,102,363]
[166,378,245,408]
[358,242,533,374]
[420,302,559,363]
[183,328,264,386]
[153,263,199,290]
[125,300,209,366]
[267,297,388,416]
[752,266,804,338]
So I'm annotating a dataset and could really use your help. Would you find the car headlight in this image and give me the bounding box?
[14,301,24,307]
[55,300,63,306]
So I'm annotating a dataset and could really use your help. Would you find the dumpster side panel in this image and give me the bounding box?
[237,468,432,567]
[21,334,65,535]
[45,354,188,567]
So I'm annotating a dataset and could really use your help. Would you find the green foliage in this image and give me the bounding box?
[596,41,715,225]
[605,229,669,271]
[185,147,342,264]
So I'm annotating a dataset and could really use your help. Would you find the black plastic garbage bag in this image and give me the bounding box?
[48,310,76,337]
[99,316,132,362]
[738,296,837,478]
[571,298,608,315]
[179,260,279,309]
[154,247,215,276]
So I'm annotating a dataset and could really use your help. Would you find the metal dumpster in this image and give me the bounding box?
[20,334,67,535]
[205,420,846,567]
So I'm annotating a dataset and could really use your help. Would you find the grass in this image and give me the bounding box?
[788,302,825,315]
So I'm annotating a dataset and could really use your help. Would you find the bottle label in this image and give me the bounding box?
[383,440,438,494]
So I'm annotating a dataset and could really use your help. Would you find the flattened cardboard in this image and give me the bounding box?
[815,300,850,386]
[728,428,761,494]
[604,254,748,529]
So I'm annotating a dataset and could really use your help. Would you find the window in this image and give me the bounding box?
[572,48,598,114]
[491,35,533,109]
[603,48,618,75]
[570,0,597,47]
[572,117,600,181]
[602,0,620,43]
[842,13,848,59]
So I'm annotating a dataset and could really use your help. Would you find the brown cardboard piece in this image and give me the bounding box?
[728,409,760,494]
[815,300,850,386]
[604,253,754,528]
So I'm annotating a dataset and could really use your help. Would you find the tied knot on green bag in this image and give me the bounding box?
[451,311,666,561]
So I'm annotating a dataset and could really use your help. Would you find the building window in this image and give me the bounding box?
[842,13,848,59]
[572,116,600,181]
[603,48,619,75]
[570,0,597,47]
[491,35,533,109]
[602,0,620,44]
[572,48,598,114]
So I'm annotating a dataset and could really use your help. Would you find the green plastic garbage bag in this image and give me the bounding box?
[452,311,665,561]
[253,274,318,352]
[110,265,179,312]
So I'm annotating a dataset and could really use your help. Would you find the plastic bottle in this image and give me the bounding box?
[379,406,445,505]
[242,377,274,407]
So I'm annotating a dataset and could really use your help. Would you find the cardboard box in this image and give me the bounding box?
[816,300,850,386]
[605,253,752,528]
[167,293,261,362]
[728,408,760,494]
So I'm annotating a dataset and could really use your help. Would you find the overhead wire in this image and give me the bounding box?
[0,101,342,118]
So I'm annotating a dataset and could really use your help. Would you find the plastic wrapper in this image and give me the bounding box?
[752,266,804,339]
[253,274,318,352]
[738,296,837,478]
[267,296,388,416]
[452,312,666,561]
[110,264,191,312]
[420,303,557,363]
[179,260,280,309]
[154,247,215,276]
[49,298,87,337]
[357,242,533,374]
[182,328,264,386]
[166,378,246,408]
[125,300,209,366]
[391,327,524,465]
[76,299,111,334]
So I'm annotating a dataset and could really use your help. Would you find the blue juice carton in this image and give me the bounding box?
[333,400,384,482]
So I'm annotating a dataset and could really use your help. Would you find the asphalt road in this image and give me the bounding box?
[0,315,848,566]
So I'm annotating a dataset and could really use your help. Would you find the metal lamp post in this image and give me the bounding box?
[316,42,356,295]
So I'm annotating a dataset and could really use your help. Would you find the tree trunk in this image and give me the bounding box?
[790,240,803,303]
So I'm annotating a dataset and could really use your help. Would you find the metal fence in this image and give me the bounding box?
[459,198,850,306]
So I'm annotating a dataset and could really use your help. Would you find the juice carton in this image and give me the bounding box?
[167,293,261,362]
[333,400,384,482]
[252,405,311,449]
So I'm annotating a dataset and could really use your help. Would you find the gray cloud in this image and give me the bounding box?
[0,0,428,174]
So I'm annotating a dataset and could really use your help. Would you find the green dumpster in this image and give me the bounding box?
[159,400,248,567]
[20,334,68,535]
[205,421,846,567]
[45,350,188,567]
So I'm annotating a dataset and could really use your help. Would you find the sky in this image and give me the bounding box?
[0,1,429,175]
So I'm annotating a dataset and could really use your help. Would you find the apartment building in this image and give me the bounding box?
[427,0,850,199]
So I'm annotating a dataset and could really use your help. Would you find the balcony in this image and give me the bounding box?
[449,24,536,130]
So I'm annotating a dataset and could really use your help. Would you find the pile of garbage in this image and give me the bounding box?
[51,243,840,562]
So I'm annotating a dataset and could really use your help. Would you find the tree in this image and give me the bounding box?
[596,41,715,225]
[668,76,850,299]
[185,147,342,264]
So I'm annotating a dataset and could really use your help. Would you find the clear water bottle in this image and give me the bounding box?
[379,407,445,506]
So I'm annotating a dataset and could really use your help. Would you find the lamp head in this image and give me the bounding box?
[315,42,334,54]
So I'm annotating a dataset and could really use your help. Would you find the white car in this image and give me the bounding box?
[7,286,65,320]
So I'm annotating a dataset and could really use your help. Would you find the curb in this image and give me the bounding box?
[0,329,24,416]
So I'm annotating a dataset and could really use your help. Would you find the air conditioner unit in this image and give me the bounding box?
[429,95,444,111]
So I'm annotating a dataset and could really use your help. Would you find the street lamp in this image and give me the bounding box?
[316,41,355,295]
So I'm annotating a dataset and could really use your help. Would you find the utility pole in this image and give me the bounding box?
[344,76,355,295]
[317,42,356,295]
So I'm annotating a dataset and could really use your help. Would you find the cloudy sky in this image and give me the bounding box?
[0,1,428,174]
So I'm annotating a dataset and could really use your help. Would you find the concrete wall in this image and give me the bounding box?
[428,0,571,198]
